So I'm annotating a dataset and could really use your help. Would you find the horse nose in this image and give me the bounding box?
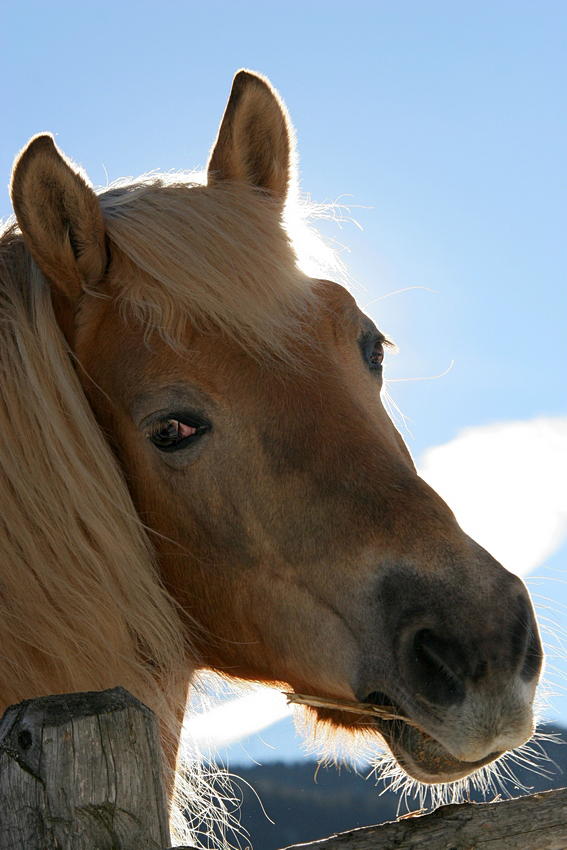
[398,589,543,709]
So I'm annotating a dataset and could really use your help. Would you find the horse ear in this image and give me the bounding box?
[208,70,294,204]
[10,134,107,300]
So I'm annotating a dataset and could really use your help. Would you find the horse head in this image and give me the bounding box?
[10,71,542,785]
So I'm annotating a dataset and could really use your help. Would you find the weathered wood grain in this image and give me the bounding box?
[282,786,567,850]
[0,686,171,850]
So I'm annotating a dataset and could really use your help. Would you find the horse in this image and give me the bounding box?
[2,70,542,834]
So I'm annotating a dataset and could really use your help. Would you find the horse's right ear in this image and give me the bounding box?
[10,134,107,300]
[207,70,295,206]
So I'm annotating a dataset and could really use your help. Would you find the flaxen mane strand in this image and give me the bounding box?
[99,177,319,357]
[0,221,188,756]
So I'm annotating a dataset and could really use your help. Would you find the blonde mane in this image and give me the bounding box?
[99,175,320,358]
[0,219,189,747]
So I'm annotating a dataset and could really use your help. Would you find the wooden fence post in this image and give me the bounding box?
[0,686,178,850]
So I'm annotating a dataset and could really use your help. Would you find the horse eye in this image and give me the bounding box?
[369,340,384,366]
[361,335,385,370]
[147,417,209,452]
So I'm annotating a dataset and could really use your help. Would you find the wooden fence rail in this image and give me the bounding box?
[0,687,565,849]
[285,787,567,850]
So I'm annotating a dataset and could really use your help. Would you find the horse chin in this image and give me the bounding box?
[372,716,503,784]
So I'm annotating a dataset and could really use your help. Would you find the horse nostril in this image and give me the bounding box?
[514,594,544,682]
[408,628,467,707]
[364,691,396,709]
[521,627,543,681]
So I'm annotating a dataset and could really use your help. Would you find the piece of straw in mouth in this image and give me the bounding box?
[284,692,422,728]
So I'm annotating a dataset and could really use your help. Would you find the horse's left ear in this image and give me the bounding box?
[10,134,107,300]
[208,70,294,205]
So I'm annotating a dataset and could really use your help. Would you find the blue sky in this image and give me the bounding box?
[3,1,566,745]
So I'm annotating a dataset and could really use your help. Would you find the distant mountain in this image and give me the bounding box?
[203,723,567,850]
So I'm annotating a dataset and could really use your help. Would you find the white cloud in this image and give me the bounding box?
[418,417,567,577]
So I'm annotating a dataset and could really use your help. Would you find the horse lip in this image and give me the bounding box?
[385,722,505,783]
[362,691,504,782]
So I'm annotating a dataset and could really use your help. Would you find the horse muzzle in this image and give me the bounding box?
[356,562,543,783]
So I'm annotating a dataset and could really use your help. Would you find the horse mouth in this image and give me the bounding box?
[363,692,503,783]
[286,690,504,782]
